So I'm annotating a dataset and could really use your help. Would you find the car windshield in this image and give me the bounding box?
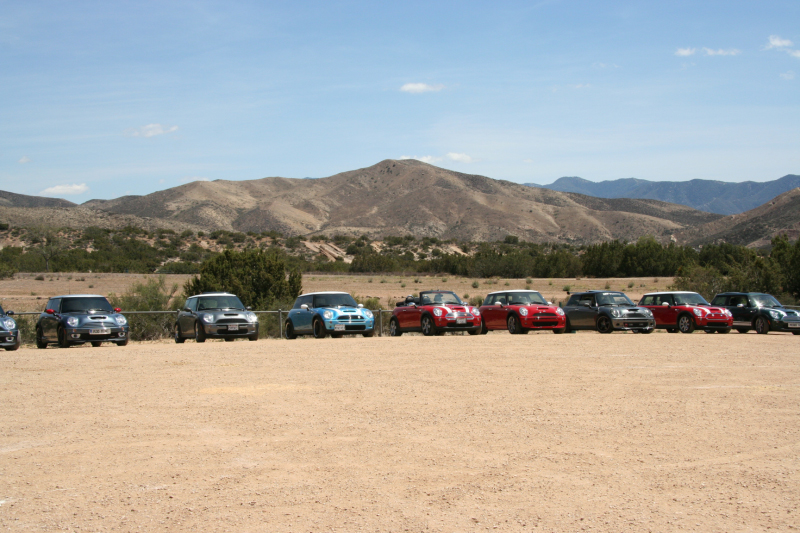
[506,291,548,305]
[595,293,634,306]
[61,297,114,313]
[673,293,709,305]
[751,294,782,307]
[313,293,358,308]
[196,295,246,311]
[421,292,464,306]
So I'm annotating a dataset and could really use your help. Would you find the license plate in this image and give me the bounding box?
[228,324,239,331]
[456,318,466,325]
[334,324,346,331]
[90,328,110,335]
[789,323,800,328]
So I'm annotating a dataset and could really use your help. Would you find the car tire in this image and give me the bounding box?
[736,328,749,334]
[793,331,800,335]
[224,338,234,342]
[312,318,327,339]
[115,338,128,346]
[57,327,71,348]
[640,329,654,334]
[362,330,375,337]
[552,327,565,334]
[91,341,103,347]
[174,324,185,343]
[677,314,695,334]
[36,327,48,349]
[421,315,436,336]
[719,328,731,334]
[666,328,678,333]
[596,315,613,334]
[284,321,297,339]
[248,331,259,341]
[563,318,573,334]
[754,316,770,335]
[479,321,488,335]
[507,315,520,335]
[389,318,402,337]
[195,322,206,343]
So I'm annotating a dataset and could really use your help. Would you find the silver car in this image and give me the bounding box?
[174,292,259,343]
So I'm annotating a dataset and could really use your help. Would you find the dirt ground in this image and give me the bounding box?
[1,273,674,313]
[1,331,798,532]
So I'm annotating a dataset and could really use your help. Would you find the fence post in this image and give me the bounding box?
[278,309,282,339]
[379,310,383,337]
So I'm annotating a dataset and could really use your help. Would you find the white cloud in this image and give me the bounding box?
[780,71,795,80]
[790,50,800,59]
[125,123,179,137]
[765,35,793,49]
[179,176,210,184]
[573,83,591,89]
[591,62,620,69]
[400,83,445,94]
[523,159,534,164]
[703,48,741,56]
[675,47,696,56]
[40,183,89,196]
[18,156,31,164]
[446,152,473,163]
[399,155,440,163]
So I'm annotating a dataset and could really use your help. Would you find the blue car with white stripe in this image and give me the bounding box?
[284,291,375,339]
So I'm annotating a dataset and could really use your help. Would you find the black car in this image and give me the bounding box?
[710,292,800,335]
[36,294,129,348]
[0,304,20,351]
[562,290,656,333]
[174,292,259,343]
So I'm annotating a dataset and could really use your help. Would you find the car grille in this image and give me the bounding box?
[217,318,247,324]
[337,315,365,321]
[445,311,474,319]
[88,316,108,320]
[705,321,729,327]
[533,312,557,318]
[532,321,559,327]
[625,311,646,318]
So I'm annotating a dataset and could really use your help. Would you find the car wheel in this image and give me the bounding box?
[284,321,297,339]
[195,322,206,343]
[596,315,613,334]
[312,318,327,339]
[248,331,259,341]
[507,315,520,334]
[677,314,695,333]
[57,327,71,348]
[736,328,749,334]
[362,330,375,337]
[224,338,234,342]
[754,316,770,335]
[479,320,488,334]
[421,315,436,336]
[36,327,47,349]
[563,318,573,333]
[115,338,128,346]
[666,328,678,333]
[467,328,479,335]
[552,327,565,334]
[719,328,731,334]
[174,324,185,343]
[640,329,654,334]
[389,318,402,337]
[91,341,103,347]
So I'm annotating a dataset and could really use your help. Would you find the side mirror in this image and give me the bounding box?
[547,301,552,305]
[184,307,192,313]
[495,302,503,306]
[357,303,364,308]
[46,308,55,315]
[301,304,309,310]
[246,306,252,311]
[114,307,122,313]
[6,310,13,316]
[661,302,670,307]
[737,303,744,307]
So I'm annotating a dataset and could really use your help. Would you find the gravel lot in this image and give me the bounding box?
[1,332,798,532]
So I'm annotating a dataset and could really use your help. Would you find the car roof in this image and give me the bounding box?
[50,294,108,299]
[298,291,351,296]
[486,289,542,295]
[189,292,237,298]
[715,292,767,295]
[572,290,626,295]
[642,291,698,296]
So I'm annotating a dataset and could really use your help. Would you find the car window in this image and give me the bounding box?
[486,293,507,305]
[578,294,595,306]
[565,295,581,306]
[61,297,113,313]
[197,295,245,310]
[185,299,198,312]
[751,294,781,307]
[596,293,634,306]
[710,295,727,306]
[313,293,357,308]
[420,292,463,306]
[45,298,60,312]
[508,292,547,305]
[729,295,748,307]
[673,293,707,305]
[640,296,654,306]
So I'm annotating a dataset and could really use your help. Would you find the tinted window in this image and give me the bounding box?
[313,293,357,308]
[710,295,727,306]
[61,297,113,313]
[196,295,246,310]
[673,293,708,305]
[729,295,749,307]
[751,294,781,307]
[578,294,596,306]
[565,295,581,306]
[507,292,547,305]
[185,299,198,312]
[46,298,61,312]
[596,293,634,306]
[640,296,654,306]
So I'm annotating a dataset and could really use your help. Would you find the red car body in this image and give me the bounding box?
[479,290,566,334]
[389,290,481,336]
[638,291,733,333]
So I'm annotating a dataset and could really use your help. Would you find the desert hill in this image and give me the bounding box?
[674,187,800,247]
[82,159,722,244]
[528,174,800,215]
[0,190,76,209]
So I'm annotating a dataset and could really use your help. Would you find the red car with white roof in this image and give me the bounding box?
[638,291,733,333]
[479,290,566,334]
[389,290,481,336]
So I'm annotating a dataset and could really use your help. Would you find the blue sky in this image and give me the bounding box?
[1,1,799,202]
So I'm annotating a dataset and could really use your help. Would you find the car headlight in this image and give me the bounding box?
[519,307,528,316]
[693,308,704,317]
[363,309,373,319]
[642,308,652,317]
[246,312,258,323]
[66,316,79,327]
[323,310,333,319]
[3,318,15,330]
[723,309,732,317]
[202,314,214,323]
[768,310,785,320]
[471,307,480,316]
[611,309,621,318]
[556,307,565,316]
[433,308,443,317]
[114,315,127,326]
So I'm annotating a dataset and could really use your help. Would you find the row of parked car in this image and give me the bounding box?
[1,288,797,350]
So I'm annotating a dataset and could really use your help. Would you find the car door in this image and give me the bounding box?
[653,294,677,326]
[293,295,314,332]
[727,295,752,327]
[483,293,508,329]
[41,298,61,339]
[179,298,197,336]
[572,294,597,328]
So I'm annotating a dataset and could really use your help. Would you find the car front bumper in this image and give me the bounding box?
[770,318,800,332]
[323,318,375,334]
[434,317,481,331]
[612,318,656,331]
[0,330,19,346]
[522,316,566,329]
[202,323,258,337]
[66,327,129,342]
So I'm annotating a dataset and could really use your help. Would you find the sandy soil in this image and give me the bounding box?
[1,273,674,313]
[1,332,798,532]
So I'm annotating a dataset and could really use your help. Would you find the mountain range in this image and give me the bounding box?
[1,159,798,247]
[527,174,800,215]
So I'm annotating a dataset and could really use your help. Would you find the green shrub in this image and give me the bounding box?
[109,276,179,341]
[472,281,479,289]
